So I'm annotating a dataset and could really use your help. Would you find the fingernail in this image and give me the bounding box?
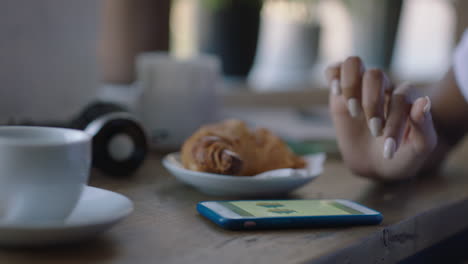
[383,137,396,159]
[368,117,383,137]
[347,98,360,118]
[331,79,341,95]
[423,96,431,113]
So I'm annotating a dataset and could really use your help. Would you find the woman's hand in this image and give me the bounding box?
[326,57,437,181]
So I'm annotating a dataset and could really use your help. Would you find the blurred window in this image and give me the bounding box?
[171,0,456,83]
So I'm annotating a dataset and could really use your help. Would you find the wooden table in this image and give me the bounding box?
[2,141,468,264]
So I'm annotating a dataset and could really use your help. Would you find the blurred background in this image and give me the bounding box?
[0,0,466,153]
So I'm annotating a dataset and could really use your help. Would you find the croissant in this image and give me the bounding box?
[181,120,305,176]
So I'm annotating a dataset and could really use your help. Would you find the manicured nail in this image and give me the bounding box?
[383,137,396,159]
[331,79,341,95]
[368,117,383,137]
[347,98,360,118]
[423,96,431,113]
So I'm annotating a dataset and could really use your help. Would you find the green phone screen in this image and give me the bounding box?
[219,200,363,217]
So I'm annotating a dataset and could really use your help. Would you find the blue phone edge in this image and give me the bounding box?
[197,200,383,230]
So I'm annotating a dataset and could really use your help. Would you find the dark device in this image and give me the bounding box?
[69,102,148,176]
[7,102,149,176]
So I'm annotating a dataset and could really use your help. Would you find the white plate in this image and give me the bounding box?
[0,186,133,247]
[162,152,324,197]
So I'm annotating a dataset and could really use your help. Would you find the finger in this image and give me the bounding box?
[362,69,392,137]
[408,96,437,154]
[383,92,411,159]
[325,63,341,95]
[341,57,365,118]
[327,62,348,116]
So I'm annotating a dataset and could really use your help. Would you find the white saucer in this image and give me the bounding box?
[162,152,324,197]
[0,186,133,247]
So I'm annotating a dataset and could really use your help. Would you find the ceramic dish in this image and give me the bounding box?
[0,186,133,247]
[162,152,325,197]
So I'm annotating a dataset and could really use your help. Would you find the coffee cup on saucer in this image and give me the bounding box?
[0,126,91,225]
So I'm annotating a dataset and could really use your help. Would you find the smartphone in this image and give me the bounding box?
[197,199,383,230]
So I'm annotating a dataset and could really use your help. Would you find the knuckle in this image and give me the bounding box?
[362,99,379,110]
[344,56,362,68]
[363,93,382,107]
[364,68,383,81]
[329,99,349,115]
[385,124,396,134]
[341,82,356,92]
[392,93,412,106]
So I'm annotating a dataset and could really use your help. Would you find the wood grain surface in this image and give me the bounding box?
[1,141,468,264]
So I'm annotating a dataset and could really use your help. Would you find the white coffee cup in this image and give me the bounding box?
[136,52,220,149]
[0,126,91,224]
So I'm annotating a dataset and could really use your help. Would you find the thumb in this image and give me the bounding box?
[408,96,437,154]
